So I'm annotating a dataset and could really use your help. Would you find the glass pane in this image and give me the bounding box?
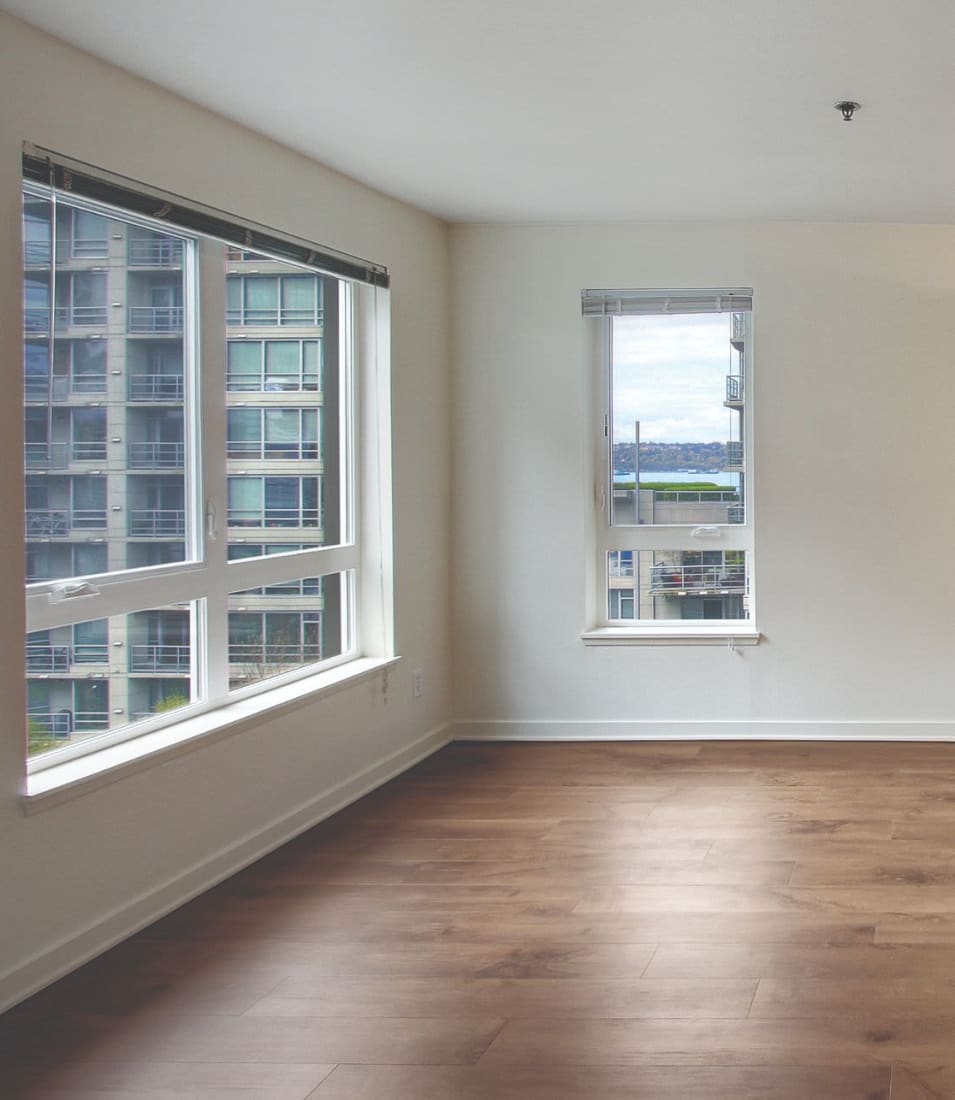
[227,573,343,691]
[22,189,194,585]
[226,251,338,561]
[607,550,749,622]
[227,342,261,390]
[610,312,746,526]
[25,603,196,759]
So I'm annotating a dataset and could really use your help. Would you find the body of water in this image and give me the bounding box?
[613,469,739,487]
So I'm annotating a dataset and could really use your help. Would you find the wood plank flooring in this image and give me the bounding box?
[4,740,955,1097]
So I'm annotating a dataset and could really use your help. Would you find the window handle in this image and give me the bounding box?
[206,500,218,540]
[691,525,722,539]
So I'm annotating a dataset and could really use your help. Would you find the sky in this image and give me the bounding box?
[612,313,734,444]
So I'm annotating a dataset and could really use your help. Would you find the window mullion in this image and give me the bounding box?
[197,239,229,701]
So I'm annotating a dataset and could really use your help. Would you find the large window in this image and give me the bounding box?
[584,288,754,635]
[22,153,390,768]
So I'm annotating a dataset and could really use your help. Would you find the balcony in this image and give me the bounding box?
[25,644,71,672]
[127,238,184,267]
[648,563,747,596]
[72,440,108,462]
[725,440,744,471]
[24,307,50,334]
[128,509,185,537]
[731,312,746,348]
[226,372,320,393]
[58,239,109,261]
[725,375,743,408]
[26,644,109,671]
[24,442,68,469]
[23,241,51,266]
[27,710,109,736]
[727,505,745,524]
[227,507,320,529]
[129,644,190,673]
[227,441,319,461]
[128,306,183,334]
[226,307,324,328]
[26,375,108,401]
[54,305,109,328]
[228,642,321,667]
[127,374,184,402]
[652,489,739,504]
[25,509,107,538]
[127,441,184,469]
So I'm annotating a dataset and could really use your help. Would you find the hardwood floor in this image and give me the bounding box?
[3,740,955,1098]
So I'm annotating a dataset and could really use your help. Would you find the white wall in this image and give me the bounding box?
[451,221,955,738]
[0,15,452,1009]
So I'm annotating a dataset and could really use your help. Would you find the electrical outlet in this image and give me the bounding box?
[412,668,424,698]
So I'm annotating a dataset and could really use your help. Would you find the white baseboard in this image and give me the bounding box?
[0,722,451,1016]
[453,719,955,742]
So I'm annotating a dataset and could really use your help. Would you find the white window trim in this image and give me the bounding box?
[22,179,395,782]
[584,289,759,645]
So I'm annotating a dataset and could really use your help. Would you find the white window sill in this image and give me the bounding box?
[22,656,400,814]
[581,627,761,647]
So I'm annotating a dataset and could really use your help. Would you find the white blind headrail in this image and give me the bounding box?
[582,288,753,317]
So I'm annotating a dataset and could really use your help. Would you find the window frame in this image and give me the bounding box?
[585,288,758,643]
[22,170,392,776]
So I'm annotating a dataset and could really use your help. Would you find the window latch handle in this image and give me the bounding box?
[691,525,722,539]
[206,500,218,540]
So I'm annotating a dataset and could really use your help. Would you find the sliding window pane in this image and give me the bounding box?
[227,574,343,691]
[22,191,195,587]
[25,603,196,760]
[607,550,749,623]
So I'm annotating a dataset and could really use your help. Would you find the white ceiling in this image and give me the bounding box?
[4,0,955,223]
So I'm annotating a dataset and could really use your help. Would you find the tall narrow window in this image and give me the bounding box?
[584,289,755,636]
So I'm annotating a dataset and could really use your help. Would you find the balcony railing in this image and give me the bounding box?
[725,375,743,404]
[732,312,746,343]
[25,509,107,537]
[27,643,110,669]
[24,241,51,266]
[226,372,320,393]
[62,239,109,260]
[27,710,109,736]
[127,238,184,266]
[129,644,191,673]
[728,505,745,524]
[653,489,740,503]
[227,507,320,528]
[24,442,68,469]
[127,374,184,401]
[648,563,747,595]
[128,509,185,537]
[72,440,108,462]
[127,441,185,469]
[128,306,183,334]
[228,643,321,667]
[725,440,744,470]
[227,441,319,461]
[25,645,71,672]
[25,373,109,401]
[226,307,324,327]
[54,305,108,327]
[24,307,51,333]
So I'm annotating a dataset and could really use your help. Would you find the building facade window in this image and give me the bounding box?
[584,288,754,634]
[22,154,390,768]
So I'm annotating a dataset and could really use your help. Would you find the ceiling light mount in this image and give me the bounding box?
[834,100,861,122]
